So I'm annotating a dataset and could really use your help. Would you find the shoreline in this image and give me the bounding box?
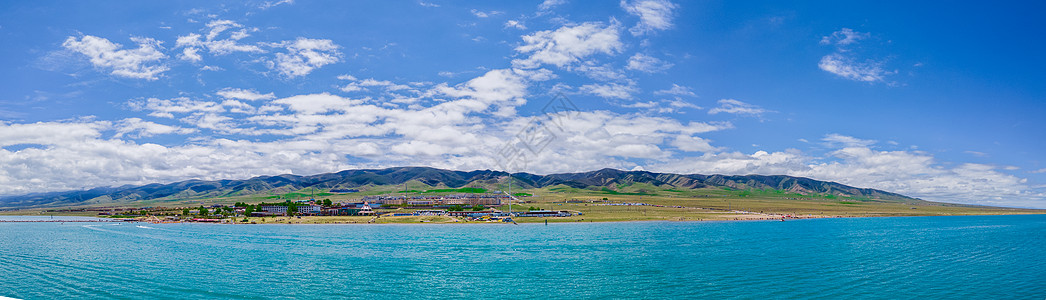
[3,212,1044,225]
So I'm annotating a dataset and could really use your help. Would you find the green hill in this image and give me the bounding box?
[0,166,915,209]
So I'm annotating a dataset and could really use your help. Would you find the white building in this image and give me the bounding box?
[261,205,288,215]
[297,205,321,215]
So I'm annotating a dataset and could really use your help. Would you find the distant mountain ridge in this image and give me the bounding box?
[0,167,916,208]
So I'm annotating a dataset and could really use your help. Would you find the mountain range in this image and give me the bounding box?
[0,167,916,208]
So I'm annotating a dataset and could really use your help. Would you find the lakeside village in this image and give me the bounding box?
[51,193,581,223]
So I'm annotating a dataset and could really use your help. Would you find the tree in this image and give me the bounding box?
[199,206,209,216]
[182,208,190,216]
[245,206,255,216]
[323,199,333,207]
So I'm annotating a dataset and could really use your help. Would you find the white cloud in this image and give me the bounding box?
[174,19,341,78]
[272,93,363,114]
[392,140,455,157]
[648,139,1042,207]
[818,28,892,83]
[799,148,1034,206]
[21,18,1042,209]
[580,83,637,99]
[671,135,718,152]
[489,111,733,171]
[175,34,203,49]
[680,121,733,134]
[513,21,623,69]
[818,53,888,82]
[0,120,354,195]
[175,20,265,59]
[128,97,224,118]
[622,101,658,108]
[0,121,107,147]
[655,150,808,176]
[259,0,294,10]
[180,47,203,62]
[626,53,673,72]
[621,0,678,36]
[667,99,700,109]
[337,76,424,96]
[470,9,502,18]
[419,2,440,7]
[180,113,236,132]
[622,98,702,114]
[538,0,566,11]
[435,68,529,109]
[504,20,527,30]
[62,35,168,80]
[655,84,695,97]
[708,99,769,116]
[358,79,413,91]
[221,100,256,114]
[6,89,1041,208]
[271,38,342,77]
[3,64,723,193]
[820,28,869,46]
[0,119,352,195]
[339,84,365,93]
[823,133,876,148]
[573,62,626,81]
[964,150,988,157]
[204,20,242,41]
[216,88,275,101]
[113,118,196,138]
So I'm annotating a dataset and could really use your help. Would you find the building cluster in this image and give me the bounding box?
[250,202,378,217]
[81,190,585,222]
[246,198,576,220]
[362,193,509,206]
[385,209,575,219]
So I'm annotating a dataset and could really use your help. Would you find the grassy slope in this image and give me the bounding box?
[4,184,1041,222]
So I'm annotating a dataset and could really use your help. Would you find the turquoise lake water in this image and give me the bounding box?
[1,215,1044,299]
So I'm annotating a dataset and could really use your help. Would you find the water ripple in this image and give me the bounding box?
[0,215,1043,299]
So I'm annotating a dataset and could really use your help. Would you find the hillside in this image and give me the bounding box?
[0,167,916,208]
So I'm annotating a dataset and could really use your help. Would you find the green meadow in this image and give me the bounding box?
[6,181,1041,223]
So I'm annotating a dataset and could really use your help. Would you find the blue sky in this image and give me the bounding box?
[1,0,1045,207]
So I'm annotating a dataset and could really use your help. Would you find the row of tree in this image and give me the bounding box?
[446,204,487,212]
[181,205,237,217]
[179,199,341,218]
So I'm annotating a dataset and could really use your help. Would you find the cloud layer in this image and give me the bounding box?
[63,36,169,80]
[9,1,1042,209]
[65,19,342,79]
[818,28,893,83]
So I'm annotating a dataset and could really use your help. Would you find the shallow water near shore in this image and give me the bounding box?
[1,214,1044,299]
